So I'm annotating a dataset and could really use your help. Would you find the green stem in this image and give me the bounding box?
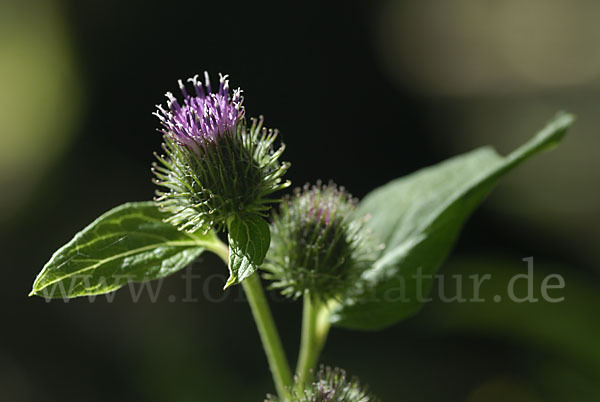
[295,294,332,388]
[209,241,293,400]
[243,275,293,399]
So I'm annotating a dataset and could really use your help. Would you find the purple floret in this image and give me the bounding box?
[154,72,244,149]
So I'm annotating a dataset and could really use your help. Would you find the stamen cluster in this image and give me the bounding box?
[154,73,244,150]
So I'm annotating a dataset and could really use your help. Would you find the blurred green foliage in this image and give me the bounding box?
[0,0,82,224]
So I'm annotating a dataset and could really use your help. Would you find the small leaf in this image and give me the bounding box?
[30,201,220,299]
[330,112,574,330]
[225,214,271,288]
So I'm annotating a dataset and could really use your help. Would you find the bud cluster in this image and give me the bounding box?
[263,182,375,300]
[265,366,379,402]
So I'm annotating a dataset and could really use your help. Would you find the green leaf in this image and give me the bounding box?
[225,214,271,288]
[330,112,574,330]
[30,201,220,299]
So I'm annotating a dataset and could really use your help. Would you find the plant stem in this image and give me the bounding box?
[295,294,332,388]
[243,274,293,400]
[209,241,293,400]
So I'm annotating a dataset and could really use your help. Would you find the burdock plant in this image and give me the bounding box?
[30,71,574,401]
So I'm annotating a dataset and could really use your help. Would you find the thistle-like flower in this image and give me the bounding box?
[152,73,290,233]
[265,366,379,402]
[263,182,376,300]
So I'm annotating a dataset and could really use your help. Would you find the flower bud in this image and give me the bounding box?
[265,366,379,402]
[152,73,290,233]
[263,182,375,300]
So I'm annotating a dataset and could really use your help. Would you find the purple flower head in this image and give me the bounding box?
[153,72,290,234]
[154,72,244,150]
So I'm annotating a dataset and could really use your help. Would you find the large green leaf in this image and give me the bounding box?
[330,113,574,330]
[30,202,220,299]
[225,214,271,288]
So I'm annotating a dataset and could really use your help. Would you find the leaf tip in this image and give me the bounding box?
[542,111,575,143]
[505,110,575,165]
[223,275,237,290]
[555,110,576,125]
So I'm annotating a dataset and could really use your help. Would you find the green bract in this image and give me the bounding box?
[153,116,290,234]
[263,183,377,300]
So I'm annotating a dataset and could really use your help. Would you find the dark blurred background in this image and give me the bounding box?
[1,0,599,401]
